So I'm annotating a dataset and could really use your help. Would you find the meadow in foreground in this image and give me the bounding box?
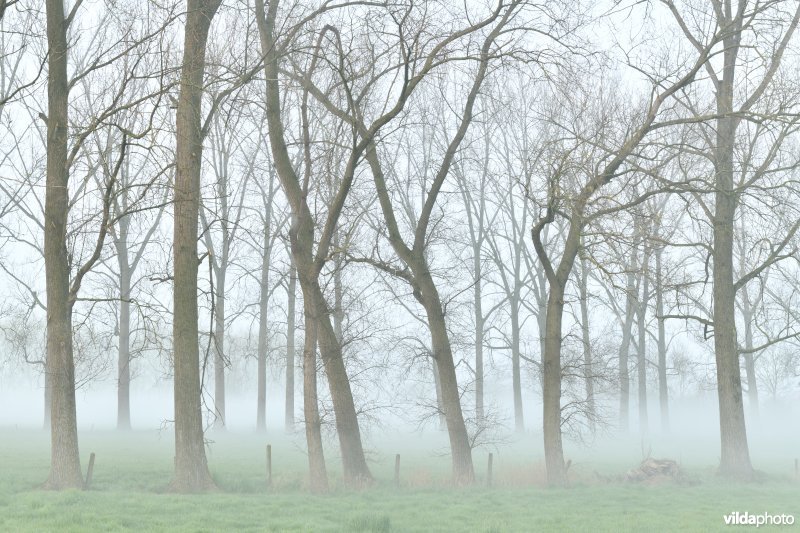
[1,429,797,532]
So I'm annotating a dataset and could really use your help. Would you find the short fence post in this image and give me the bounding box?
[84,452,96,490]
[266,444,273,488]
[394,454,401,488]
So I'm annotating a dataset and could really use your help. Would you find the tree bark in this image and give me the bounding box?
[213,264,226,429]
[510,303,524,433]
[712,16,752,479]
[618,259,636,432]
[636,266,649,437]
[417,276,475,485]
[256,215,272,431]
[256,0,372,487]
[43,0,83,490]
[302,304,328,491]
[170,0,221,492]
[285,261,297,431]
[579,252,595,430]
[655,248,669,433]
[117,248,132,431]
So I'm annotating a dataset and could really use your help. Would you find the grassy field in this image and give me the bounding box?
[0,429,798,532]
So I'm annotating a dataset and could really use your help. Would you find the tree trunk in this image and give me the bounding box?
[712,26,752,479]
[43,0,82,490]
[655,248,669,433]
[637,268,649,437]
[741,295,759,418]
[619,263,636,432]
[170,0,220,492]
[302,304,328,491]
[579,253,595,431]
[256,221,271,431]
[309,284,372,486]
[117,254,132,431]
[213,265,226,429]
[417,270,475,485]
[285,262,297,431]
[542,281,567,486]
[474,256,484,422]
[510,302,524,433]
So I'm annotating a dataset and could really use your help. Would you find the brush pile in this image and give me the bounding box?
[625,458,681,483]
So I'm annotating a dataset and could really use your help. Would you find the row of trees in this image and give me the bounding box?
[1,0,800,490]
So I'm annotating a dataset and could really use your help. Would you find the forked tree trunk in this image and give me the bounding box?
[256,0,372,487]
[43,0,82,490]
[171,0,221,492]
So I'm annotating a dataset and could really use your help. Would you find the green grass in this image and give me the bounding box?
[1,429,798,532]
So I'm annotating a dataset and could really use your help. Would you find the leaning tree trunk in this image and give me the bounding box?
[171,0,221,492]
[302,304,328,492]
[309,284,373,486]
[43,0,82,490]
[416,270,475,486]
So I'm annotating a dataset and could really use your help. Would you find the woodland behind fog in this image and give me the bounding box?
[1,0,800,494]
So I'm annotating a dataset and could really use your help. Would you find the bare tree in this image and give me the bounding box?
[171,0,222,492]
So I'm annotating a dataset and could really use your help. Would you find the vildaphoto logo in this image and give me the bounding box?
[723,512,795,527]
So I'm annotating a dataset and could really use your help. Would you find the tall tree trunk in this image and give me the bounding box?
[713,23,752,479]
[637,268,649,437]
[579,253,595,430]
[510,302,524,433]
[309,284,372,486]
[43,0,82,490]
[171,0,221,492]
[302,304,327,491]
[285,262,297,431]
[432,357,445,430]
[655,248,669,433]
[213,266,226,429]
[542,281,567,486]
[117,252,132,431]
[619,259,636,432]
[740,294,759,418]
[474,257,484,422]
[256,221,271,431]
[418,271,475,485]
[256,0,372,487]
